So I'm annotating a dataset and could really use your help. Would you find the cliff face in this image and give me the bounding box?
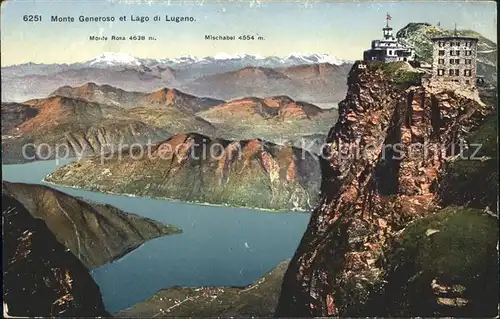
[2,194,109,317]
[2,181,181,268]
[276,61,495,316]
[45,133,321,211]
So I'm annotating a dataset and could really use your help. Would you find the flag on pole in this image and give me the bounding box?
[385,13,392,27]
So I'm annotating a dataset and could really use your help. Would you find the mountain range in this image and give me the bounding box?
[182,63,350,103]
[1,83,335,164]
[1,53,351,103]
[2,52,349,76]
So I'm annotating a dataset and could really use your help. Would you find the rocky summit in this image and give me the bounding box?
[2,194,110,317]
[45,133,321,211]
[2,181,181,268]
[275,61,497,317]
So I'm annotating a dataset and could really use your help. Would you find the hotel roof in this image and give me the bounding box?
[431,36,479,41]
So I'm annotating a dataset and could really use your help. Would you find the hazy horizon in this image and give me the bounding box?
[1,0,497,67]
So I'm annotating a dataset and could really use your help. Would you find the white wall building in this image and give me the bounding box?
[363,15,416,63]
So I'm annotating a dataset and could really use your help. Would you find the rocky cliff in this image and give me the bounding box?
[44,133,321,211]
[275,61,497,316]
[2,181,181,268]
[2,194,110,317]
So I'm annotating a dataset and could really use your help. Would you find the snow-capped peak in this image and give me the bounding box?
[77,51,346,69]
[169,55,204,63]
[212,52,266,60]
[87,52,143,66]
[284,53,345,65]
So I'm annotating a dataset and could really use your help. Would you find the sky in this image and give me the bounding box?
[1,0,497,66]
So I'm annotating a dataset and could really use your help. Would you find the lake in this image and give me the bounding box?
[2,159,310,312]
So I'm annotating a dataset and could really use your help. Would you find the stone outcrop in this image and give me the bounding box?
[2,181,181,268]
[275,61,496,316]
[2,194,110,317]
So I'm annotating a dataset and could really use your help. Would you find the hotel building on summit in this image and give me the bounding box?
[363,14,416,63]
[429,35,479,87]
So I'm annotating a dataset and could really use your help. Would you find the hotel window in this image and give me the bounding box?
[438,69,445,76]
[449,69,454,76]
[455,59,460,64]
[464,70,472,76]
[388,50,393,55]
[438,58,445,64]
[466,80,470,85]
[455,69,460,76]
[465,59,472,64]
[465,50,472,56]
[449,59,454,64]
[450,50,460,56]
[438,50,445,56]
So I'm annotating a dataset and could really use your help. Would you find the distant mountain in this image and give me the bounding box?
[45,132,322,211]
[2,52,348,76]
[83,52,348,69]
[198,96,325,123]
[1,96,171,163]
[1,52,350,102]
[194,94,338,143]
[50,82,224,112]
[1,86,230,163]
[1,102,39,135]
[396,22,497,83]
[1,67,177,102]
[182,63,351,103]
[45,83,336,148]
[86,52,145,67]
[136,87,224,113]
[50,82,146,108]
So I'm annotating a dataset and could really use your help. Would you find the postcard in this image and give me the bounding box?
[1,0,498,317]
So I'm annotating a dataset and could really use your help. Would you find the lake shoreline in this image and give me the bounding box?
[3,159,310,312]
[42,177,311,214]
